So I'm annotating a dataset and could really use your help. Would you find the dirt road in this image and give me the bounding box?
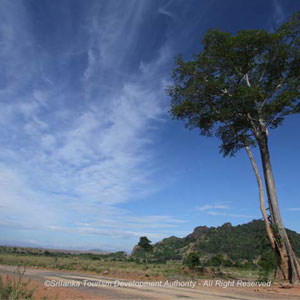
[0,265,299,300]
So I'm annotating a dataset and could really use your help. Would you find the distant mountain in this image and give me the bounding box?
[132,220,300,264]
[0,242,110,255]
[88,249,110,254]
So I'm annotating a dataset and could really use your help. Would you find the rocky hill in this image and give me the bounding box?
[132,220,300,264]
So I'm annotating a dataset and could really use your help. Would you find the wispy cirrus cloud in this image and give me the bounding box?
[0,0,183,250]
[207,211,257,219]
[1,0,291,250]
[196,203,256,219]
[158,7,177,20]
[272,0,286,26]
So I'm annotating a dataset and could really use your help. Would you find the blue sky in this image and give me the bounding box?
[0,0,300,252]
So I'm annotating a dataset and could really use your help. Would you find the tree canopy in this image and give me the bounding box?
[138,236,153,252]
[168,11,300,156]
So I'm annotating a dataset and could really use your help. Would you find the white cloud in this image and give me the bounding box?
[207,211,256,218]
[287,208,300,211]
[197,204,229,211]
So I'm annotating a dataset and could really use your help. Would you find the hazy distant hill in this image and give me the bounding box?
[88,249,110,254]
[0,241,110,255]
[132,220,300,264]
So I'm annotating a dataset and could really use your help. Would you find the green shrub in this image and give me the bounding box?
[258,250,276,272]
[258,250,276,281]
[208,254,224,267]
[184,252,200,268]
[223,259,234,267]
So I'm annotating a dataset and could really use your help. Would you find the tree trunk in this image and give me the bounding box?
[245,146,276,250]
[258,132,300,283]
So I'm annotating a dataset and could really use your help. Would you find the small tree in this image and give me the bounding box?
[258,250,277,281]
[167,11,300,283]
[138,236,153,264]
[184,252,200,269]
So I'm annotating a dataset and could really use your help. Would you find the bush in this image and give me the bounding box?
[258,250,276,272]
[258,250,276,281]
[0,267,35,300]
[184,252,200,268]
[240,261,255,269]
[43,251,52,257]
[208,254,224,267]
[223,259,234,267]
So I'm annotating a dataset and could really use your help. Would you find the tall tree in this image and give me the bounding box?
[138,236,153,264]
[167,11,300,283]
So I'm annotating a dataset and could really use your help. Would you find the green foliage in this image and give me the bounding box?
[287,229,300,254]
[258,250,277,272]
[258,250,276,282]
[132,219,300,267]
[79,251,127,261]
[137,237,153,264]
[193,220,268,261]
[43,251,52,257]
[204,254,236,268]
[167,11,300,157]
[207,254,225,267]
[151,236,187,262]
[138,237,153,253]
[184,252,200,268]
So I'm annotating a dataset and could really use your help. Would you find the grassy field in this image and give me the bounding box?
[0,246,263,281]
[0,252,183,279]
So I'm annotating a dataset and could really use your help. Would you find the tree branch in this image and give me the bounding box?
[220,88,232,97]
[245,73,251,87]
[259,67,266,83]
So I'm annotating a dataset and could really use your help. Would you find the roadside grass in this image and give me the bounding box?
[0,252,264,281]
